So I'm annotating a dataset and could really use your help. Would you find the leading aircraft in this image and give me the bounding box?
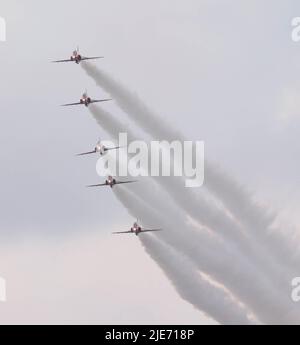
[77,140,123,156]
[87,175,137,189]
[61,91,111,107]
[113,220,162,236]
[52,47,103,64]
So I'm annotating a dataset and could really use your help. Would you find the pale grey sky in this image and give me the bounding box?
[0,0,299,324]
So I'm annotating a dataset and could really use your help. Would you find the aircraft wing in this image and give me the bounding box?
[76,150,97,156]
[141,229,162,233]
[90,98,112,104]
[104,146,122,152]
[81,56,104,61]
[52,59,73,63]
[115,180,137,185]
[61,102,82,107]
[86,183,107,188]
[112,230,133,235]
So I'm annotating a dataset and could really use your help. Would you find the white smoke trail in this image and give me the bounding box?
[139,235,255,324]
[86,105,255,322]
[88,105,293,307]
[82,63,300,273]
[113,186,299,324]
[87,104,299,323]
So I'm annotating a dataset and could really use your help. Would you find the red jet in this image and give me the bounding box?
[87,175,137,189]
[61,91,111,107]
[113,220,162,236]
[77,140,122,157]
[52,47,103,65]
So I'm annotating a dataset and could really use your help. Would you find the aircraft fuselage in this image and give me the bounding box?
[131,225,142,236]
[80,96,91,107]
[71,54,82,64]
